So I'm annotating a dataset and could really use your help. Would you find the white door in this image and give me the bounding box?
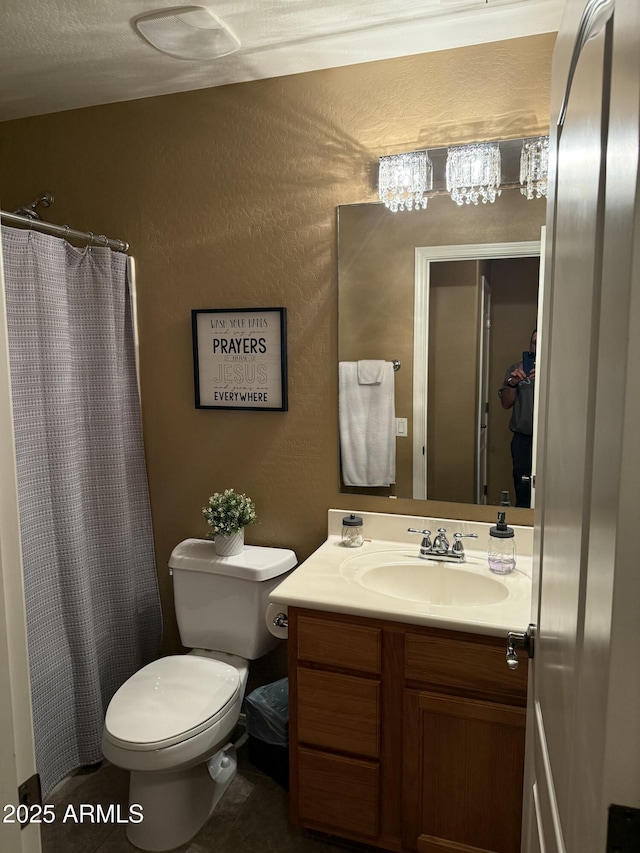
[523,2,640,852]
[475,275,491,504]
[0,225,41,852]
[529,227,546,511]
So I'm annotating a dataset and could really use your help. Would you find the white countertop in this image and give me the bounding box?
[269,510,533,638]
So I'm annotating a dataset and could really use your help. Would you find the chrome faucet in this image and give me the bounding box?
[408,527,478,563]
[432,527,449,554]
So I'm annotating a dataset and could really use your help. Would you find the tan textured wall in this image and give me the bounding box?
[0,34,555,655]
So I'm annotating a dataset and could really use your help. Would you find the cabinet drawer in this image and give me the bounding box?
[405,632,527,703]
[297,668,380,757]
[297,614,381,673]
[298,746,380,838]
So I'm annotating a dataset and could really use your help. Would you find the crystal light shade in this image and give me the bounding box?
[520,136,550,199]
[446,142,502,206]
[378,150,433,212]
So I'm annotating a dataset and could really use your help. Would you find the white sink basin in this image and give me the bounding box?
[340,551,509,606]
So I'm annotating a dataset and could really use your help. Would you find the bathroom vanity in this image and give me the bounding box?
[269,511,532,853]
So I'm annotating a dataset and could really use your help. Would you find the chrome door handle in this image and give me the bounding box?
[506,624,536,670]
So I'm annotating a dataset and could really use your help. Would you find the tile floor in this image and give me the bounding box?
[41,740,353,853]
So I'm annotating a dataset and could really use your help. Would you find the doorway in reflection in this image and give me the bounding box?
[424,256,539,506]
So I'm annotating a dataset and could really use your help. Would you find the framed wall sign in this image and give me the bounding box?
[192,307,288,411]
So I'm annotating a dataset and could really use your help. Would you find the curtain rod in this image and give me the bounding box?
[0,210,129,253]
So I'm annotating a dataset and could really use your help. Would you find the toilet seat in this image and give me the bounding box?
[104,655,241,751]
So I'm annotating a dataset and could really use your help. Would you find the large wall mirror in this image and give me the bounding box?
[338,156,546,512]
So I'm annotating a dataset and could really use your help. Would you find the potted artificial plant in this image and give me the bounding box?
[202,488,258,556]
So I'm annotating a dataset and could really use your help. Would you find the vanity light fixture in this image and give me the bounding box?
[520,136,550,199]
[446,142,502,205]
[378,150,433,213]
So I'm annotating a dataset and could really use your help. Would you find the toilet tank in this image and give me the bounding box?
[168,539,297,659]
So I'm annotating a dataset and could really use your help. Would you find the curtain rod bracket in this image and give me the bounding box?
[12,192,54,220]
[1,192,129,253]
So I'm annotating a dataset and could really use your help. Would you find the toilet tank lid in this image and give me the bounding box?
[168,538,297,580]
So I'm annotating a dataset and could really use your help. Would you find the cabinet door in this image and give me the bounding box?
[403,690,526,853]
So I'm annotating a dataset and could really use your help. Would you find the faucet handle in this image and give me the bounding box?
[407,527,432,554]
[452,532,479,554]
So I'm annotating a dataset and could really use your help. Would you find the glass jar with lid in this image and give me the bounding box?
[488,511,516,574]
[341,513,364,548]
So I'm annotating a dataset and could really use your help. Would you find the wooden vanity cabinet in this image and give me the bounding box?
[288,611,390,843]
[288,607,528,853]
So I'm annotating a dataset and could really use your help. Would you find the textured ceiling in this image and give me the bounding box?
[0,0,564,121]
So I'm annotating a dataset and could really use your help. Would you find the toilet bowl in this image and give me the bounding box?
[102,540,296,851]
[103,653,246,771]
[102,652,247,851]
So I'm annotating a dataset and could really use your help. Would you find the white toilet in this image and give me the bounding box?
[102,538,296,852]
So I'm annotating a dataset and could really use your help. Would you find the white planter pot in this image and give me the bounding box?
[214,529,244,557]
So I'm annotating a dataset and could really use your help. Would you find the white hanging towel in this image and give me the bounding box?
[357,359,385,385]
[339,361,396,487]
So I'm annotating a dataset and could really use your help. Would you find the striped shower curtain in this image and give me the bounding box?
[1,226,162,798]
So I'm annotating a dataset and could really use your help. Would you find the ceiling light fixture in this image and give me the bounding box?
[378,150,434,213]
[446,142,502,205]
[134,6,240,61]
[520,136,550,199]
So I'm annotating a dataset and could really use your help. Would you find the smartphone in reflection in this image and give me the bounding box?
[522,351,536,376]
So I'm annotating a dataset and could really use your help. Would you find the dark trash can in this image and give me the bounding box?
[245,677,289,789]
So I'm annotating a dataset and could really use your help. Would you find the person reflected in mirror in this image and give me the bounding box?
[498,329,537,508]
